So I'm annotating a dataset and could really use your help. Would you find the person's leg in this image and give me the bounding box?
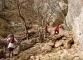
[9,51,11,57]
[54,30,56,35]
[9,48,11,57]
[45,31,47,38]
[57,30,59,34]
[58,30,59,34]
[11,51,13,57]
[11,48,14,57]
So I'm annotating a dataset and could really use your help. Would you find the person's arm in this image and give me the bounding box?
[14,38,18,42]
[7,38,11,42]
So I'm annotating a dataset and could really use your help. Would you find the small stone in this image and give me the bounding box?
[55,41,63,48]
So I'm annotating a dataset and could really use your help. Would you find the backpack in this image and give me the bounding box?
[9,37,14,43]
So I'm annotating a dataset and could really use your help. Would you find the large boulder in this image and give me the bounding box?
[17,51,30,60]
[41,43,52,52]
[55,41,63,48]
[17,38,37,53]
[64,38,74,49]
[47,40,55,47]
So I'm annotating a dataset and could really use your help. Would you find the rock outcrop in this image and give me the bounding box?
[65,0,83,49]
[33,0,65,26]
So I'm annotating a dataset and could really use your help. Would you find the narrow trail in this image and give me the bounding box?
[0,26,80,60]
[0,45,19,60]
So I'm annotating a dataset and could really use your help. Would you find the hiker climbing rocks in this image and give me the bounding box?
[7,34,18,57]
[54,24,60,35]
[45,23,50,37]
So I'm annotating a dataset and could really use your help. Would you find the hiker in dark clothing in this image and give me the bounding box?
[7,34,18,57]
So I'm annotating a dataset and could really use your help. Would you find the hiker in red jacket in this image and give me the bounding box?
[54,24,60,35]
[45,23,50,37]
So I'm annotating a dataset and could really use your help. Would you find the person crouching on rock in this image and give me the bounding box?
[7,34,18,57]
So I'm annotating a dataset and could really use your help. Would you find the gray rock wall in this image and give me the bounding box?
[33,0,64,26]
[33,0,83,48]
[66,0,83,48]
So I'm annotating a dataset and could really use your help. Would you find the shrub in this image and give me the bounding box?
[0,19,14,38]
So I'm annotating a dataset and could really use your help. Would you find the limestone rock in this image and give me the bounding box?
[51,34,64,42]
[64,38,74,49]
[62,37,67,40]
[65,0,83,48]
[17,38,37,53]
[55,41,63,48]
[61,53,68,59]
[60,0,68,9]
[57,50,63,55]
[48,40,55,47]
[41,43,52,52]
[18,51,30,60]
[60,49,68,59]
[78,50,83,60]
[55,34,64,40]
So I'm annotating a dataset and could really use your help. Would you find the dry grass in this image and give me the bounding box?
[0,18,14,38]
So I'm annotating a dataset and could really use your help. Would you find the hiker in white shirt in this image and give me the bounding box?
[7,34,18,57]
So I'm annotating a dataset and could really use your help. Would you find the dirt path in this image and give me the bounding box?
[0,45,18,60]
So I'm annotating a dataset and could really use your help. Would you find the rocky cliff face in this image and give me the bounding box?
[66,0,83,48]
[18,0,83,48]
[33,0,65,26]
[33,0,83,49]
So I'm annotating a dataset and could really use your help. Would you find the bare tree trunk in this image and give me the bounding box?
[1,0,7,11]
[37,2,44,43]
[16,0,28,39]
[38,9,43,43]
[38,0,46,43]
